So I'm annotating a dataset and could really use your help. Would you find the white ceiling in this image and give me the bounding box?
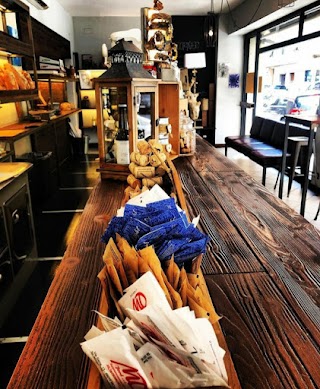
[53,0,319,35]
[55,0,246,17]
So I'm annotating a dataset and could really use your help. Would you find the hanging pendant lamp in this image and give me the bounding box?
[204,0,217,47]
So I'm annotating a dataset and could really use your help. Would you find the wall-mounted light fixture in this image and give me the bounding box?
[204,0,217,48]
[26,0,48,10]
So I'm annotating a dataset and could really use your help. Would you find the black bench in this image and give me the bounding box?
[225,116,308,185]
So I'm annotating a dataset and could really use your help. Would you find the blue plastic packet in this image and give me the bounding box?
[151,218,186,237]
[145,209,181,227]
[157,237,190,261]
[146,198,177,212]
[135,226,168,250]
[179,211,189,228]
[183,224,208,241]
[124,204,149,219]
[122,218,150,246]
[174,237,209,264]
[101,216,126,243]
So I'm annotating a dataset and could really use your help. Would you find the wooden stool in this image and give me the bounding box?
[274,136,309,196]
[287,136,309,196]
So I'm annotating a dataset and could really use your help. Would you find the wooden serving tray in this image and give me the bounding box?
[86,158,241,389]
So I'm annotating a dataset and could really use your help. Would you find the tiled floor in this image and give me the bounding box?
[0,148,100,388]
[218,147,320,230]
[1,144,319,387]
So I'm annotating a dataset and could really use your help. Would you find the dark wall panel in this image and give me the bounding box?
[31,17,71,66]
[172,15,217,100]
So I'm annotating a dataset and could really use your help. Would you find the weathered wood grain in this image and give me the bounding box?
[8,180,126,389]
[185,138,242,173]
[173,159,264,274]
[8,135,320,389]
[204,273,320,389]
[191,169,320,334]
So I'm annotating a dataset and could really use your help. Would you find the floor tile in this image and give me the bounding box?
[218,147,320,230]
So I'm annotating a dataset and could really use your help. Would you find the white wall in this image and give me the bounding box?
[20,0,75,62]
[216,14,244,144]
[73,17,141,68]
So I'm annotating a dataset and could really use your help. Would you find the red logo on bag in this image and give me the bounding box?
[109,360,148,388]
[132,292,147,311]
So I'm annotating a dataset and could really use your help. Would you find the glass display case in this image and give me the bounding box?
[94,40,159,180]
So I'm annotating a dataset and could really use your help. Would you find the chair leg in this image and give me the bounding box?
[287,174,293,197]
[262,167,266,186]
[274,171,280,190]
[225,146,228,157]
[315,201,320,221]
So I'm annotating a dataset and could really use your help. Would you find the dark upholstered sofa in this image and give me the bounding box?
[225,116,308,185]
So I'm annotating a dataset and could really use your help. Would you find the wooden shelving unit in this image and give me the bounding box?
[0,0,38,104]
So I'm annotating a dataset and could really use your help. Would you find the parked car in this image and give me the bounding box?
[267,93,320,121]
[267,97,291,115]
[288,93,320,115]
[274,84,288,90]
[307,82,320,90]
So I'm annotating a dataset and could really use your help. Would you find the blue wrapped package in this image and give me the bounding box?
[146,197,177,212]
[157,237,190,261]
[101,216,126,243]
[179,211,189,228]
[135,226,168,250]
[101,196,210,267]
[182,224,207,241]
[121,218,150,246]
[174,237,209,264]
[124,204,149,219]
[151,218,186,237]
[136,209,179,227]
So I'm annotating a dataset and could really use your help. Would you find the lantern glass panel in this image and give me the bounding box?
[136,91,156,142]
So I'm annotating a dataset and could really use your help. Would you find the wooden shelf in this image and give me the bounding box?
[0,0,38,103]
[0,32,34,57]
[0,89,38,104]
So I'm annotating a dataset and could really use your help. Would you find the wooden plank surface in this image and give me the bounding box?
[8,180,126,389]
[8,135,320,389]
[174,137,320,389]
[174,157,264,274]
[204,273,320,389]
[192,168,320,334]
[186,137,243,173]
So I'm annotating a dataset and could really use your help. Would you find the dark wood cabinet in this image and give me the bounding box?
[55,119,71,166]
[30,119,71,197]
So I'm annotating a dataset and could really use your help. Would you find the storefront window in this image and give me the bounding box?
[255,36,320,121]
[303,5,320,36]
[259,17,299,49]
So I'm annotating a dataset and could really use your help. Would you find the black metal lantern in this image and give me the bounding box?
[204,0,217,48]
[98,39,154,80]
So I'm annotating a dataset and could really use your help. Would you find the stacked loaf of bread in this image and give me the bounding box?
[0,63,34,90]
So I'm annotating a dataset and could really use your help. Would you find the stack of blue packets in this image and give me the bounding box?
[101,198,209,266]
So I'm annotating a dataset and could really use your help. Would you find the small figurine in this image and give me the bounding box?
[153,0,163,10]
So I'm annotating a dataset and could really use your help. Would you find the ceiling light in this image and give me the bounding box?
[204,0,217,48]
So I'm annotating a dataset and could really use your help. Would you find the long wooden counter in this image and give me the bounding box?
[8,136,320,389]
[0,109,80,149]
